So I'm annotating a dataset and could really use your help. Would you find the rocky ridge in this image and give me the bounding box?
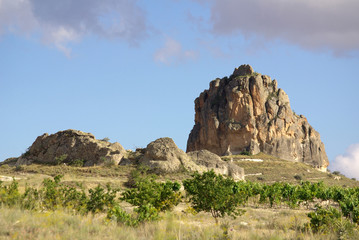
[187,64,329,171]
[4,130,244,180]
[14,129,126,167]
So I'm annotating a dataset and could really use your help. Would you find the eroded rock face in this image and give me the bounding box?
[15,129,126,166]
[187,65,329,170]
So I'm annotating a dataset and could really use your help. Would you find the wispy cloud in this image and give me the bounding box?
[154,37,198,64]
[331,144,359,179]
[0,0,150,56]
[196,0,359,56]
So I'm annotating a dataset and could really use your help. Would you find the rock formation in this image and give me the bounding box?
[14,129,126,166]
[187,150,244,180]
[187,64,329,170]
[139,137,245,180]
[139,137,201,173]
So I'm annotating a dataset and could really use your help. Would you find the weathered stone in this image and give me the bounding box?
[187,150,244,180]
[15,129,126,166]
[232,64,254,78]
[139,138,245,179]
[187,64,329,170]
[139,137,201,173]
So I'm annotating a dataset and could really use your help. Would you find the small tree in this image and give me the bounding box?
[183,170,245,223]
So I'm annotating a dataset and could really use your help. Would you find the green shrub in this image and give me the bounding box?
[122,175,181,212]
[0,179,21,207]
[70,159,84,167]
[55,154,68,165]
[239,151,251,156]
[307,206,342,233]
[307,205,357,238]
[87,183,119,214]
[183,170,245,223]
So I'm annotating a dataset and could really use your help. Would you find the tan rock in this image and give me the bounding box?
[187,150,244,180]
[15,129,126,166]
[187,64,329,170]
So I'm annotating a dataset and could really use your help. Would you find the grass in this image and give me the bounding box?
[1,154,359,239]
[223,153,359,187]
[1,205,351,240]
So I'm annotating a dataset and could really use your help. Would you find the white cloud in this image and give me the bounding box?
[331,144,359,179]
[0,0,149,56]
[201,0,359,56]
[154,37,198,64]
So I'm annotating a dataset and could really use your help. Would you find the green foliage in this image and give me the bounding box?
[122,174,181,212]
[70,159,84,167]
[183,170,245,223]
[307,206,342,233]
[0,179,21,207]
[109,173,180,226]
[55,154,68,165]
[306,205,358,239]
[87,183,119,214]
[239,151,251,156]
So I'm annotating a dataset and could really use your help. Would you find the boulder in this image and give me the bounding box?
[187,150,244,180]
[139,137,201,173]
[187,64,329,170]
[15,129,126,166]
[139,138,245,180]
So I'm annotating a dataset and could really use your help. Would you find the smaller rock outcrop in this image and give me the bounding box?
[187,150,244,180]
[139,137,245,180]
[138,138,201,173]
[15,129,126,166]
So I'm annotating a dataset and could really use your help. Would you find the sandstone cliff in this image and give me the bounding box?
[187,65,329,170]
[15,129,126,166]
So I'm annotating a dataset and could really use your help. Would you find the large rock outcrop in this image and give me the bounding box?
[15,129,126,166]
[139,137,245,180]
[187,64,329,170]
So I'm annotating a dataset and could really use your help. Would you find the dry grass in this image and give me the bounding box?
[0,205,347,240]
[1,156,359,239]
[223,153,359,187]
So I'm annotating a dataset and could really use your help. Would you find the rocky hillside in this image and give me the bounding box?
[13,129,127,167]
[187,65,329,171]
[2,130,244,180]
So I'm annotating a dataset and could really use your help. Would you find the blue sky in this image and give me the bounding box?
[1,0,358,177]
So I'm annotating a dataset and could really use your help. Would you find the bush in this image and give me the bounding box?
[307,205,357,238]
[294,174,302,180]
[109,173,180,226]
[55,154,68,165]
[122,174,181,212]
[87,183,119,214]
[0,179,21,207]
[307,206,342,233]
[239,151,251,156]
[70,159,84,167]
[183,170,245,223]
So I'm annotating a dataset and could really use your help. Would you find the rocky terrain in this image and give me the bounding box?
[1,64,329,175]
[3,130,244,180]
[11,129,127,167]
[187,65,329,171]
